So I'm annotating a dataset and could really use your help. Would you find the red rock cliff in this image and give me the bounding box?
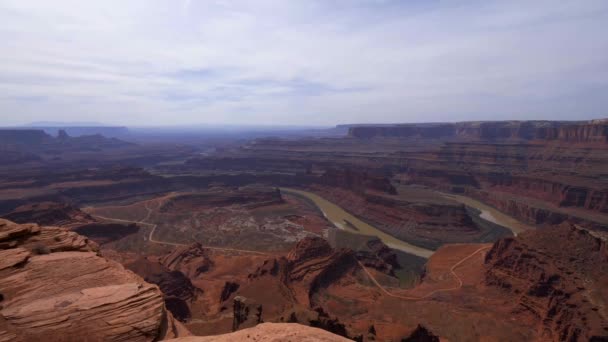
[0,219,190,341]
[484,225,608,341]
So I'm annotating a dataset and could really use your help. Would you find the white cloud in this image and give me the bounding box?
[0,0,607,126]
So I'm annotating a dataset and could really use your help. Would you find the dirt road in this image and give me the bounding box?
[358,245,491,300]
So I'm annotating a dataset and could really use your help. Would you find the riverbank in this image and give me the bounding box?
[280,187,434,258]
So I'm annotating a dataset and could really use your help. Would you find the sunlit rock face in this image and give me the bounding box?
[0,218,189,342]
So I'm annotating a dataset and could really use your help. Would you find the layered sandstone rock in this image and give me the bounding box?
[160,243,214,279]
[319,169,396,194]
[169,322,351,342]
[125,254,203,324]
[144,270,201,322]
[0,219,189,341]
[348,120,608,143]
[281,238,357,306]
[484,224,608,341]
[238,237,358,337]
[355,238,401,275]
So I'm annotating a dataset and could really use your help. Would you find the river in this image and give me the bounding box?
[437,192,534,235]
[280,188,434,258]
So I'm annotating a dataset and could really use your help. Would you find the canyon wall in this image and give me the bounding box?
[0,129,52,146]
[349,120,608,143]
[177,120,608,234]
[484,225,608,341]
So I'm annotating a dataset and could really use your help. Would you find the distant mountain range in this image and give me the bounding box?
[24,121,108,127]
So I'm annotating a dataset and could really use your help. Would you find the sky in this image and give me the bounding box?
[0,0,607,126]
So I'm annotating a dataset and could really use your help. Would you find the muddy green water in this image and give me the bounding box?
[281,188,434,258]
[438,192,534,235]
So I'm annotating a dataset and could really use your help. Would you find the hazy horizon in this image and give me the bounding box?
[1,0,608,126]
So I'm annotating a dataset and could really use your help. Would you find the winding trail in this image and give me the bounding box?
[89,199,271,256]
[357,245,491,300]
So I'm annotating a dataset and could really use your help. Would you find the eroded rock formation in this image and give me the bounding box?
[1,202,93,227]
[0,219,189,341]
[161,243,214,279]
[319,169,396,195]
[484,224,608,341]
[168,322,351,342]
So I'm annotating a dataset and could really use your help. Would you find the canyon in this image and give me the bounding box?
[0,119,606,341]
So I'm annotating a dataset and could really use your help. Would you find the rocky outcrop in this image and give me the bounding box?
[0,221,95,253]
[34,126,130,138]
[249,237,358,309]
[286,237,334,264]
[127,244,219,324]
[484,224,608,341]
[356,238,401,275]
[160,243,214,279]
[220,282,240,302]
[144,271,200,322]
[2,202,94,227]
[168,322,351,342]
[0,129,131,154]
[0,219,189,341]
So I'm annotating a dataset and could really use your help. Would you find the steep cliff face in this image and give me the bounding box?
[349,120,608,143]
[319,169,396,194]
[401,139,608,229]
[484,225,608,341]
[126,249,206,324]
[548,123,608,143]
[235,238,362,338]
[160,243,214,279]
[0,219,189,341]
[249,237,358,308]
[2,202,94,227]
[348,124,456,139]
[143,271,201,322]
